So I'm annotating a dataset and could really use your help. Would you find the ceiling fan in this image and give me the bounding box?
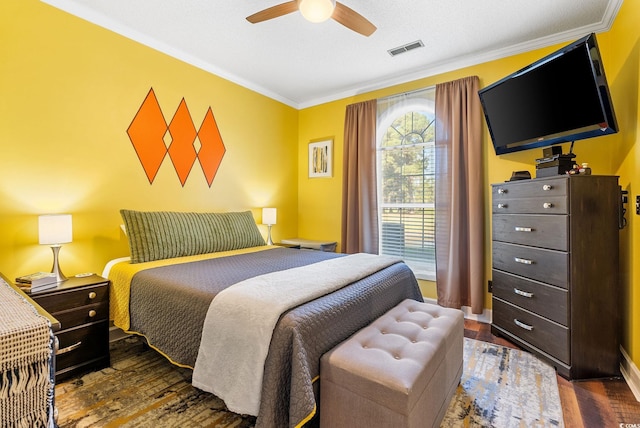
[246,0,376,37]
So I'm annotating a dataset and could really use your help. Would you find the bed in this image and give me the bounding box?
[107,210,422,428]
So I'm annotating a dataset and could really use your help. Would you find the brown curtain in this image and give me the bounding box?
[434,76,484,314]
[341,99,378,254]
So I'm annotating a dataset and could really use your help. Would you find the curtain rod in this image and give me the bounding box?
[377,85,435,102]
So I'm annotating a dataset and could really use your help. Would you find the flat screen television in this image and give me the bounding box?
[478,33,618,155]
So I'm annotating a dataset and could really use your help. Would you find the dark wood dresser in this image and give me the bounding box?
[491,175,620,379]
[29,274,110,381]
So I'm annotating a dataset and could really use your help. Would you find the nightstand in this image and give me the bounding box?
[28,274,110,381]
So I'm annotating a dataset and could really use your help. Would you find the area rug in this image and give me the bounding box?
[441,338,564,427]
[55,336,256,428]
[55,336,563,427]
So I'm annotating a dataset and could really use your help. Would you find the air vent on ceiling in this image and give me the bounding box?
[388,40,424,57]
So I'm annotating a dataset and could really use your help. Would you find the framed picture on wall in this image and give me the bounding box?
[308,139,333,178]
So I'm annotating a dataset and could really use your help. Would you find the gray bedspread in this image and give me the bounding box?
[127,247,422,427]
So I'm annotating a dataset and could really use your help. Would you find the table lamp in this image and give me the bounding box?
[39,214,72,282]
[262,208,277,245]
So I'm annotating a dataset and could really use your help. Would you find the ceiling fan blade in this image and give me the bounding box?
[332,2,376,36]
[246,1,299,24]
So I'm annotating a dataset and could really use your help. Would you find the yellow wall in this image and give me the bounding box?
[298,2,640,367]
[0,0,299,281]
[600,0,640,375]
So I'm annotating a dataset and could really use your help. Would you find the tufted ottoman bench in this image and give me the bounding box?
[319,299,464,428]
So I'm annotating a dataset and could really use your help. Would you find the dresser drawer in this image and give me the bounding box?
[56,321,109,374]
[492,214,568,251]
[492,242,568,288]
[493,177,567,200]
[492,298,569,364]
[492,195,568,214]
[53,301,109,330]
[492,270,568,326]
[34,283,108,313]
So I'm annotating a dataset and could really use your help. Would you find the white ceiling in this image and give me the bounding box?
[42,0,622,109]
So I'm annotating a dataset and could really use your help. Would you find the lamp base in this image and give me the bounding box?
[266,225,274,245]
[50,245,68,282]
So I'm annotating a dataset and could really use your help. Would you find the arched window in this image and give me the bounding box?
[377,88,436,280]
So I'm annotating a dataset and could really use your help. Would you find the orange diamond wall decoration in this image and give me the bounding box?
[127,88,168,184]
[168,99,198,186]
[127,88,226,187]
[197,107,226,186]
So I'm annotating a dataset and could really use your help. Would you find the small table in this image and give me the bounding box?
[280,238,337,252]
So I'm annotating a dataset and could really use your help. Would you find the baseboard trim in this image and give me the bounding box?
[620,345,640,402]
[423,297,493,324]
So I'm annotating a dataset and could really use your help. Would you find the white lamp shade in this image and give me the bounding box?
[39,214,73,245]
[299,0,336,23]
[262,208,277,225]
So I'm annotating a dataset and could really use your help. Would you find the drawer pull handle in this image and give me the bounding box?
[88,292,97,299]
[88,310,97,318]
[497,188,507,194]
[514,319,534,331]
[543,202,553,209]
[514,288,534,298]
[57,341,82,355]
[514,227,533,232]
[514,257,533,265]
[542,184,553,191]
[497,203,508,209]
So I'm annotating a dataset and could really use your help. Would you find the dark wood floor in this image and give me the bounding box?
[465,319,640,427]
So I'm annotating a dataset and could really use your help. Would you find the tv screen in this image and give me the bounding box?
[479,33,618,155]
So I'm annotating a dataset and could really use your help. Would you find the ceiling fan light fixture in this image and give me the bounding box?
[299,0,336,23]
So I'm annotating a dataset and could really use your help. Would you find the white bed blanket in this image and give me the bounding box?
[192,252,401,416]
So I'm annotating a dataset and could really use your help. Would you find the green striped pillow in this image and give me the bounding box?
[120,210,266,264]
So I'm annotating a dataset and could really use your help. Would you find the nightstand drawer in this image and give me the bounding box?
[492,214,568,251]
[34,283,108,313]
[56,321,109,377]
[53,301,109,330]
[493,298,569,364]
[492,242,568,288]
[492,270,568,326]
